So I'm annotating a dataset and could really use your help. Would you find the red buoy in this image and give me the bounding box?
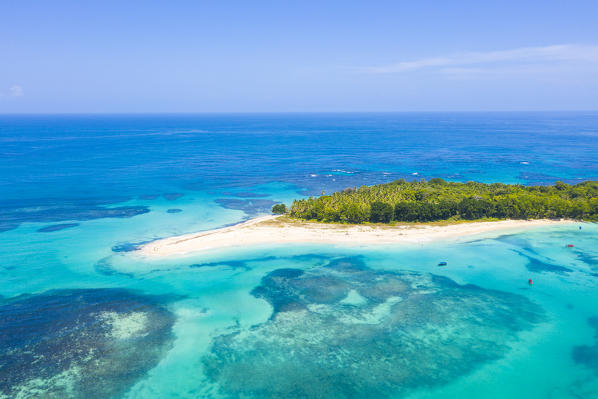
[528,279,533,285]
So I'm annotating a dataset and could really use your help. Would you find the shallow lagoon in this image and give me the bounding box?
[2,210,597,398]
[122,223,598,399]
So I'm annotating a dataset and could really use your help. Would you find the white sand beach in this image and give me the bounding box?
[137,216,574,258]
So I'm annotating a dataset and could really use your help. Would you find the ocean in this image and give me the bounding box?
[1,112,597,398]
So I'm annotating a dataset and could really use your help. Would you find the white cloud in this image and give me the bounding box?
[355,44,598,74]
[9,85,24,97]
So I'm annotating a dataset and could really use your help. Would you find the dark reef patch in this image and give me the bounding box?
[495,234,576,275]
[572,317,598,374]
[37,223,80,232]
[0,288,175,399]
[0,203,149,232]
[167,208,183,213]
[190,260,250,271]
[512,250,573,275]
[0,222,19,232]
[525,256,573,274]
[188,254,330,274]
[94,258,135,278]
[516,171,560,185]
[112,240,152,253]
[324,255,368,271]
[215,198,278,217]
[139,194,160,200]
[203,257,545,399]
[287,253,330,263]
[575,249,598,270]
[266,268,304,278]
[163,193,183,201]
[232,192,270,198]
[494,234,540,255]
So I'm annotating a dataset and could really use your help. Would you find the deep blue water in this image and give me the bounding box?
[2,112,598,218]
[1,112,598,399]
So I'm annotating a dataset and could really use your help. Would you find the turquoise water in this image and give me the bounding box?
[1,113,598,398]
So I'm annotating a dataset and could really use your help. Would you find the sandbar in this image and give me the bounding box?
[137,216,575,258]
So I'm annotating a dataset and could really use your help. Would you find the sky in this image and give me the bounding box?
[1,0,598,113]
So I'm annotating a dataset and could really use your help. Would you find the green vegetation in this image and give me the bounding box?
[289,179,598,223]
[271,203,287,215]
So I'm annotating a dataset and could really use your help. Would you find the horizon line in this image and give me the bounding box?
[1,109,597,116]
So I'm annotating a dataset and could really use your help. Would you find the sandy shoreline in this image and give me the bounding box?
[137,216,575,258]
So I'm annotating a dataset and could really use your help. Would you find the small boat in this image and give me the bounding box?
[567,244,575,248]
[438,261,448,267]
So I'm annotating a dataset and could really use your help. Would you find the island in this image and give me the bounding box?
[135,179,597,257]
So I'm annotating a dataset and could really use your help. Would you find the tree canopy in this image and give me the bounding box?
[289,179,598,223]
[271,203,287,215]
